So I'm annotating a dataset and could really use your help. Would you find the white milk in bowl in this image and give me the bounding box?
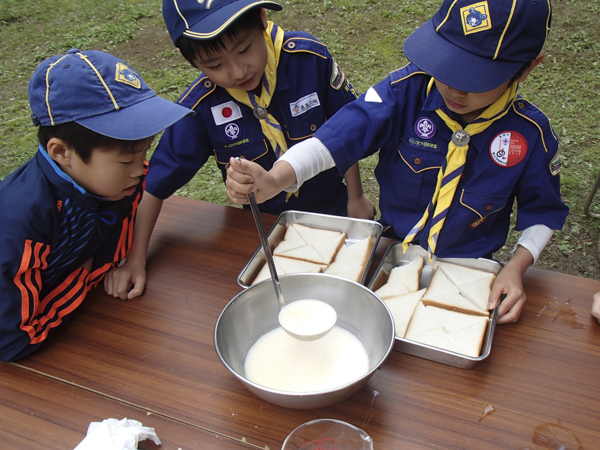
[244,324,369,392]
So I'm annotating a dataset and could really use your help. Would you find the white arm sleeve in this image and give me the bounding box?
[274,138,335,192]
[514,224,554,264]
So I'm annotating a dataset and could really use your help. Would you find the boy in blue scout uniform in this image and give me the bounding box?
[104,0,374,300]
[0,49,192,361]
[225,0,570,324]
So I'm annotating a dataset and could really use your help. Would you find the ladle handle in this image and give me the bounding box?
[248,192,286,309]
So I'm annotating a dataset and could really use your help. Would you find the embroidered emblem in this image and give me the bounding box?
[490,131,528,168]
[224,123,241,140]
[57,200,63,212]
[550,150,561,176]
[460,2,492,35]
[469,217,486,229]
[415,117,436,139]
[330,60,346,90]
[211,101,242,126]
[290,93,320,117]
[115,62,141,88]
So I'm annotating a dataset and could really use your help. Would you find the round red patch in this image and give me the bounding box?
[489,131,527,168]
[222,107,232,118]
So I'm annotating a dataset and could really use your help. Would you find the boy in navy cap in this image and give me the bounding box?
[106,0,374,300]
[0,49,192,361]
[225,0,569,324]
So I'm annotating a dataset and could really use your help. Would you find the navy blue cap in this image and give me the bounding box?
[28,49,193,140]
[403,0,552,93]
[163,0,282,44]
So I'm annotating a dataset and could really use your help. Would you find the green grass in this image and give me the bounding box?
[1,0,599,274]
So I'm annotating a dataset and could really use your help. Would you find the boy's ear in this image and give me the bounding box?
[46,137,75,167]
[515,54,545,83]
[260,7,268,29]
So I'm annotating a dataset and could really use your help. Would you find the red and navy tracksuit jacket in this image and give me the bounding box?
[0,146,145,361]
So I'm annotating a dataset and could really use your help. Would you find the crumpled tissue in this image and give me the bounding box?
[74,417,161,450]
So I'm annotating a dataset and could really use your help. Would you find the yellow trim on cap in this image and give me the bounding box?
[173,0,190,30]
[494,0,517,59]
[45,55,69,125]
[79,53,119,110]
[183,1,277,40]
[436,0,460,32]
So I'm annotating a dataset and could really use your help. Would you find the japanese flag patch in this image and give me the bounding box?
[490,131,527,168]
[211,101,242,126]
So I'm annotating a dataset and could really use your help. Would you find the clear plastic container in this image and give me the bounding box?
[282,419,374,450]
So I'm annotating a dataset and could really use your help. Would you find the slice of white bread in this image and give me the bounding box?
[434,260,495,285]
[383,289,426,338]
[393,256,425,292]
[252,256,325,286]
[421,268,489,316]
[433,261,496,313]
[325,237,374,282]
[405,302,489,357]
[374,256,424,299]
[374,273,410,299]
[274,224,346,265]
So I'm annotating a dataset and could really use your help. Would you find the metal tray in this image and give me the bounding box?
[368,242,502,369]
[238,210,383,288]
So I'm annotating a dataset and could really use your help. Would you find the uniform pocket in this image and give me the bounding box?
[284,107,327,142]
[442,189,511,248]
[393,141,444,210]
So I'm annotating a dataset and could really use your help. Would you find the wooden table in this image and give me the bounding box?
[2,196,599,449]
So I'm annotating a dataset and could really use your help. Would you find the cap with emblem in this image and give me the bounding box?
[403,0,552,93]
[162,0,282,44]
[28,48,193,140]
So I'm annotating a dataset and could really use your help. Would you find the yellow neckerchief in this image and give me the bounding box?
[402,78,519,261]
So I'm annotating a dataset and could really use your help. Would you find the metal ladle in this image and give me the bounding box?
[247,192,336,340]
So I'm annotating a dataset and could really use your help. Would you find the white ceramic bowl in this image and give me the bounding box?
[214,273,395,409]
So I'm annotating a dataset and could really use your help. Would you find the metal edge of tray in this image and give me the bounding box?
[237,210,383,289]
[367,241,501,369]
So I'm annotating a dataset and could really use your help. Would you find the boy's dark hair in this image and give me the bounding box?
[38,122,152,164]
[177,7,265,67]
[509,61,533,86]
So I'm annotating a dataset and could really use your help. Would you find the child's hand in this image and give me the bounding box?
[488,263,526,324]
[487,246,533,324]
[104,259,146,300]
[226,156,294,204]
[592,291,600,324]
[347,194,376,220]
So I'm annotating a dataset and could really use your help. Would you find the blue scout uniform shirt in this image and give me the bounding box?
[315,63,569,258]
[146,29,357,216]
[0,146,146,361]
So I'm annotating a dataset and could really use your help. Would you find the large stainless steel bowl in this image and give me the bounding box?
[214,273,395,409]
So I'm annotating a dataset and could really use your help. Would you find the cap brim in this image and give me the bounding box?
[76,96,193,140]
[183,0,282,40]
[403,19,523,93]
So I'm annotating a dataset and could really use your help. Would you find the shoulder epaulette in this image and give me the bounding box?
[512,97,558,153]
[282,31,329,60]
[389,63,429,85]
[177,75,217,110]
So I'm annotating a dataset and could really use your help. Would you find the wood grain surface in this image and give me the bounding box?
[3,196,600,449]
